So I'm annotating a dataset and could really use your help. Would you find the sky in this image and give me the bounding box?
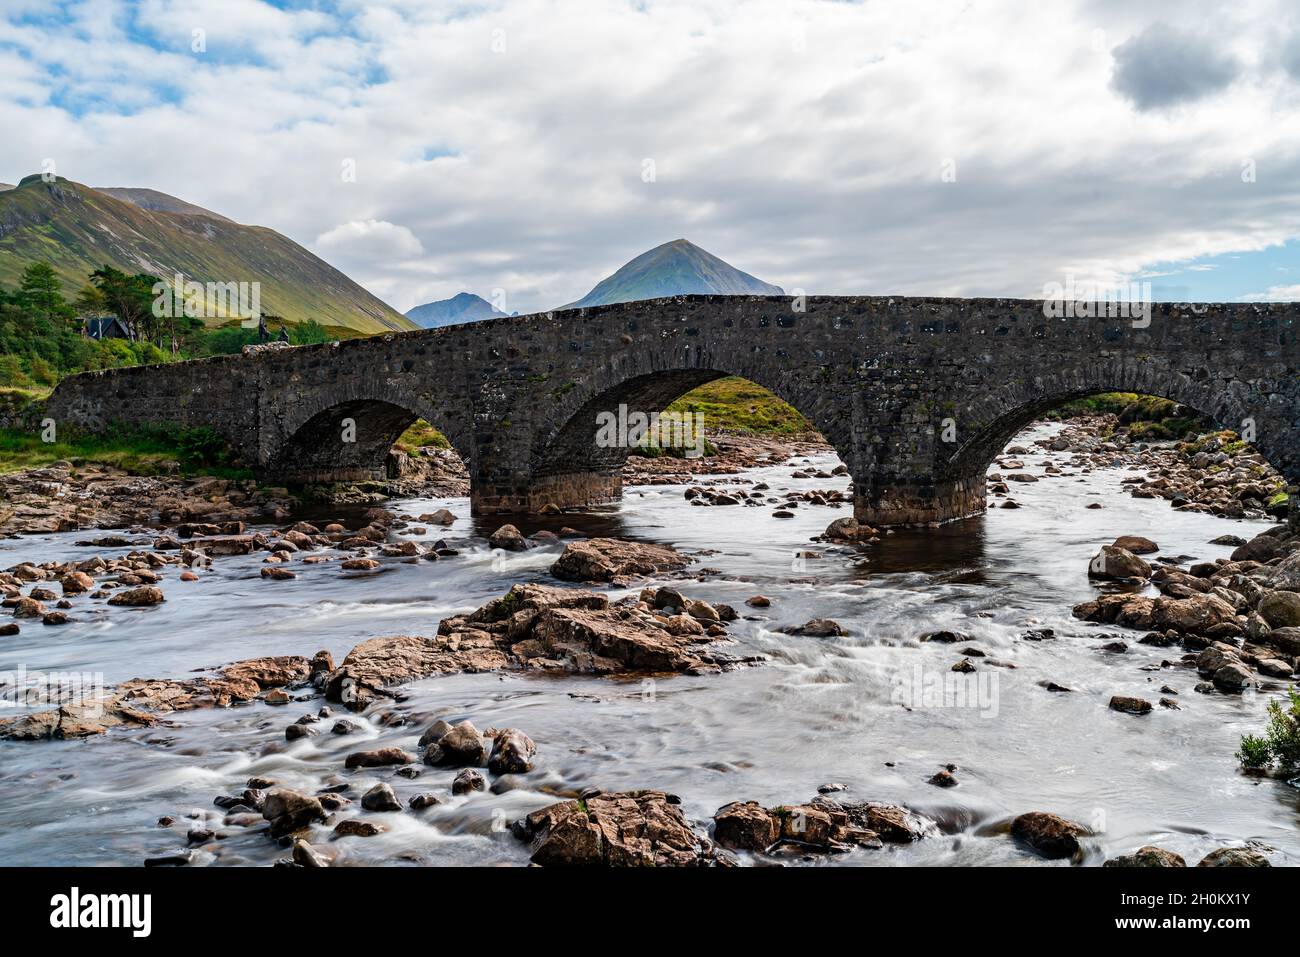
[3,0,1300,314]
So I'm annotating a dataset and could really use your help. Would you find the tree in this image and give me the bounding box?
[87,265,159,342]
[18,262,73,328]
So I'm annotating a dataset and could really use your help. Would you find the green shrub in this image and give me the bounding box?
[1237,687,1300,774]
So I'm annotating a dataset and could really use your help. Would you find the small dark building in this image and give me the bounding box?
[83,316,132,341]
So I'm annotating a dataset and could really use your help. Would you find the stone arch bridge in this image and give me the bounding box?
[46,296,1300,526]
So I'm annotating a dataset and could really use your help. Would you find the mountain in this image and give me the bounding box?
[95,187,233,223]
[0,184,12,191]
[560,238,783,309]
[406,292,507,328]
[0,174,414,334]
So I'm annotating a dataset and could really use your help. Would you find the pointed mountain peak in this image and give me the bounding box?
[561,239,783,309]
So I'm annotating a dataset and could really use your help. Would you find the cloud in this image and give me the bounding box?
[314,219,424,264]
[4,0,1300,314]
[1243,284,1300,301]
[1110,23,1241,110]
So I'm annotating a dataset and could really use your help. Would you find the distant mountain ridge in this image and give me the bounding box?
[405,291,507,328]
[561,238,783,309]
[95,187,234,223]
[0,175,414,334]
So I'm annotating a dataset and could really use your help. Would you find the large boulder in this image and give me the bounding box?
[512,790,715,866]
[1258,591,1300,628]
[262,788,326,837]
[1088,545,1151,580]
[550,538,692,583]
[488,524,528,552]
[487,728,536,774]
[1011,811,1089,859]
[712,801,780,851]
[425,720,488,767]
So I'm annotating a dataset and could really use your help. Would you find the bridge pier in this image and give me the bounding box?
[853,476,987,527]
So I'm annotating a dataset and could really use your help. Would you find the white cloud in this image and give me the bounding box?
[3,0,1300,313]
[1243,284,1300,301]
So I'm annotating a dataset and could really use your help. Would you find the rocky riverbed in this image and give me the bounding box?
[0,419,1295,867]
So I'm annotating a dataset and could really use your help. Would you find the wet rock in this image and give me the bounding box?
[1088,545,1151,581]
[12,597,45,618]
[929,769,958,787]
[1258,591,1300,628]
[1197,847,1271,867]
[425,720,488,767]
[418,718,454,748]
[488,728,537,774]
[60,571,94,595]
[1212,661,1254,693]
[331,719,361,735]
[409,793,442,810]
[951,658,976,674]
[360,782,402,812]
[452,768,486,795]
[340,558,380,571]
[488,524,528,551]
[745,595,771,608]
[1103,846,1186,867]
[260,566,296,581]
[292,839,328,867]
[42,611,70,626]
[0,622,18,636]
[1109,695,1152,715]
[262,788,326,837]
[823,517,877,542]
[785,618,847,637]
[513,789,715,866]
[1113,535,1159,554]
[1011,811,1089,859]
[345,747,416,769]
[108,586,165,606]
[550,537,691,582]
[712,801,780,851]
[333,819,387,838]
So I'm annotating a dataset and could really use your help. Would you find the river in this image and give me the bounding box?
[0,422,1295,866]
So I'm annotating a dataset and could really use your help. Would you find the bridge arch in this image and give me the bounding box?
[935,359,1300,504]
[516,351,854,512]
[263,383,476,486]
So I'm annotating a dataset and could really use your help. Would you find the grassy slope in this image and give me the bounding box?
[0,177,414,334]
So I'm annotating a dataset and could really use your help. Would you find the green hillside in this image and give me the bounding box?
[0,175,414,334]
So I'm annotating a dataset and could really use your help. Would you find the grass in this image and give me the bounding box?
[0,425,251,478]
[664,376,813,436]
[1046,392,1209,440]
[1237,687,1300,775]
[394,418,450,452]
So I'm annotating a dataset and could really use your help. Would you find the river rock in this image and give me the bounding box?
[292,839,328,867]
[333,819,387,838]
[108,586,165,606]
[1258,591,1300,628]
[488,524,528,551]
[1088,545,1150,580]
[550,537,692,582]
[1103,846,1186,867]
[1011,811,1089,859]
[785,618,847,637]
[452,768,486,795]
[512,789,715,866]
[60,571,94,594]
[360,782,402,812]
[488,728,536,774]
[344,747,416,769]
[712,801,780,851]
[823,517,877,542]
[12,597,45,618]
[262,788,326,837]
[1197,847,1271,867]
[425,720,488,767]
[1109,695,1152,715]
[1113,535,1159,554]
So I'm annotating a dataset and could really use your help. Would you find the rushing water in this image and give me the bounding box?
[0,422,1296,867]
